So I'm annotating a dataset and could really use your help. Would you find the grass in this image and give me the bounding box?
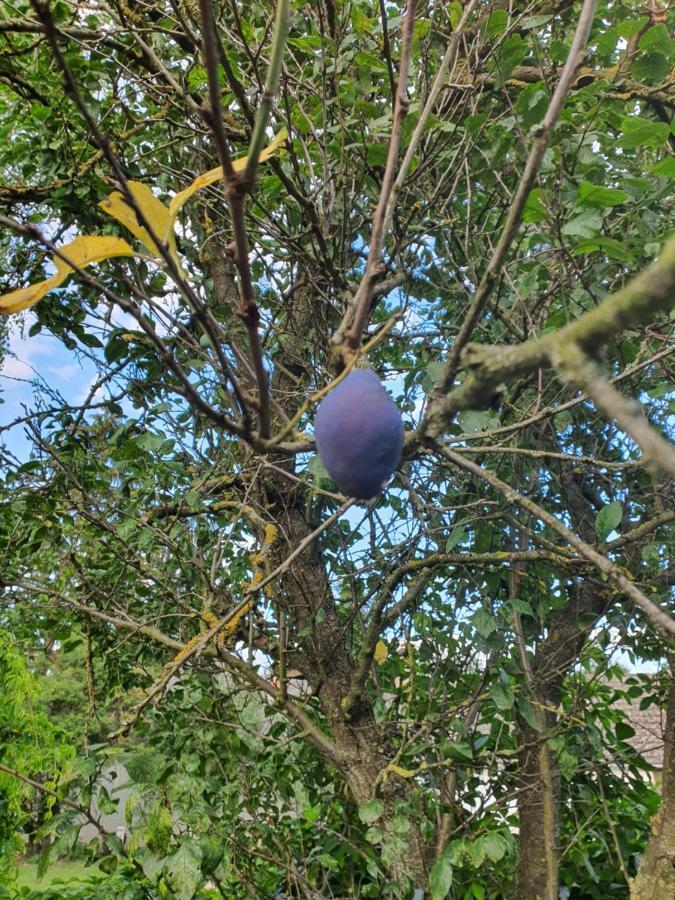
[15,857,102,890]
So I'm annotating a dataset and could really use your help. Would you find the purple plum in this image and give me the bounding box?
[314,369,404,499]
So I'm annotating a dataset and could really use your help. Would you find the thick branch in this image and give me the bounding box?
[553,343,675,477]
[420,230,675,443]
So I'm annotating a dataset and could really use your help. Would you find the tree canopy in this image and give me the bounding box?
[0,0,674,897]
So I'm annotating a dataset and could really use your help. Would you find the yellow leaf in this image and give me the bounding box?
[98,182,171,255]
[0,274,62,314]
[0,235,136,315]
[374,640,389,666]
[167,128,288,229]
[54,235,138,273]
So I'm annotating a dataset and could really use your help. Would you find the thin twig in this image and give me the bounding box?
[436,445,675,638]
[198,0,235,179]
[0,763,103,833]
[110,499,352,739]
[28,0,250,420]
[444,345,674,446]
[242,0,290,188]
[337,0,418,361]
[199,0,289,437]
[0,214,244,437]
[428,0,599,399]
[420,231,675,443]
[389,0,483,219]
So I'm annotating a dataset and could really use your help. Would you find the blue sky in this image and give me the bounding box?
[1,314,99,459]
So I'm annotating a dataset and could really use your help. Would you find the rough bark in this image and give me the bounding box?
[515,695,561,900]
[515,467,609,899]
[515,574,616,898]
[631,660,675,899]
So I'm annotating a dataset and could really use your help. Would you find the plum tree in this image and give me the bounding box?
[314,369,404,500]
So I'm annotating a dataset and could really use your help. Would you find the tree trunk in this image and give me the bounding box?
[515,466,609,899]
[516,713,560,900]
[266,484,430,891]
[630,659,675,899]
[514,583,611,899]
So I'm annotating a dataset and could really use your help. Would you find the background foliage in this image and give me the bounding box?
[0,0,673,897]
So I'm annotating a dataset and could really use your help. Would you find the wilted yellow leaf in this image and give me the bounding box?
[98,182,171,255]
[374,640,389,666]
[0,235,136,315]
[0,275,63,314]
[54,235,138,274]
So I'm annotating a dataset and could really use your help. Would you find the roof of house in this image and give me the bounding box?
[610,678,666,769]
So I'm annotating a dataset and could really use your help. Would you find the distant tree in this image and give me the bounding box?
[0,630,73,879]
[0,1,673,897]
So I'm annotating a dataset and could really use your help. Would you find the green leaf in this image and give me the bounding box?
[486,10,508,37]
[424,360,446,391]
[429,852,453,900]
[367,143,388,166]
[446,525,467,551]
[561,209,603,238]
[638,24,674,58]
[596,27,618,55]
[468,836,486,867]
[652,157,675,178]
[619,118,670,150]
[124,748,165,784]
[105,333,130,364]
[167,841,202,900]
[358,798,384,825]
[571,237,632,262]
[199,834,225,876]
[509,598,533,616]
[316,852,340,871]
[595,501,623,541]
[308,454,333,490]
[632,53,670,84]
[557,748,578,779]
[391,815,411,835]
[498,34,528,82]
[577,181,628,208]
[523,188,547,223]
[617,17,649,39]
[458,410,499,433]
[448,2,462,29]
[520,14,553,29]
[184,489,202,509]
[442,740,473,761]
[490,682,515,711]
[78,332,103,349]
[473,608,497,638]
[482,831,509,862]
[96,785,118,815]
[616,721,636,742]
[517,696,544,731]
